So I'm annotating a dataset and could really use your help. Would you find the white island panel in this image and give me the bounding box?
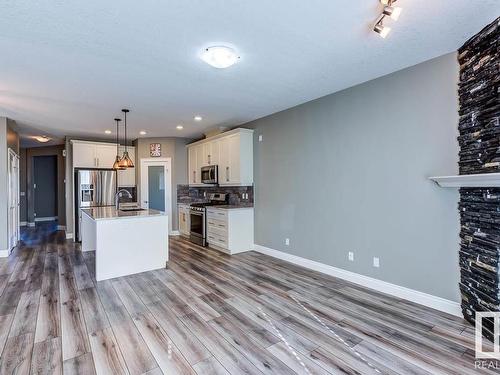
[81,208,168,281]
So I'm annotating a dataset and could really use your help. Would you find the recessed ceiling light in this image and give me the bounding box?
[34,135,50,143]
[176,125,184,130]
[201,46,240,69]
[194,116,202,122]
[139,131,147,135]
[105,130,112,134]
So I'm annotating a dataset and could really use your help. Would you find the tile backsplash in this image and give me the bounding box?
[177,184,253,205]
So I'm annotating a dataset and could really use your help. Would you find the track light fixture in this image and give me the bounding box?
[374,17,391,38]
[383,5,402,21]
[373,0,402,38]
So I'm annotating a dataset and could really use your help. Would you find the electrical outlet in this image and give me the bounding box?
[373,257,380,268]
[348,252,354,261]
[285,238,290,246]
[259,134,263,142]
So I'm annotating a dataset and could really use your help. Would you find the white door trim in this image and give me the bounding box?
[7,148,20,254]
[140,158,173,234]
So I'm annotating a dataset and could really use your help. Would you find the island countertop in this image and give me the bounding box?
[82,206,166,221]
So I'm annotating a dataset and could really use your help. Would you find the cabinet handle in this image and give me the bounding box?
[193,171,196,183]
[226,166,229,182]
[208,155,211,165]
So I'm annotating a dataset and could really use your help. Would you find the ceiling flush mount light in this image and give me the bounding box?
[139,130,147,135]
[194,116,202,122]
[373,0,402,38]
[34,135,50,143]
[176,125,184,130]
[105,130,112,134]
[201,46,240,69]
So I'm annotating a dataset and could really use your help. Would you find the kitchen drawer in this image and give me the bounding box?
[207,217,227,230]
[207,209,228,220]
[207,225,227,238]
[207,232,228,249]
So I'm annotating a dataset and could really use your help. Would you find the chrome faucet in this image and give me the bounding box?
[115,189,132,210]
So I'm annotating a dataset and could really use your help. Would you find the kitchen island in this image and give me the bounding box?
[81,206,168,281]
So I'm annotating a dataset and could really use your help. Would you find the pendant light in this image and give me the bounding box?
[118,108,135,169]
[112,118,125,170]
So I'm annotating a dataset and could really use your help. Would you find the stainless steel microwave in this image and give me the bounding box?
[201,165,218,184]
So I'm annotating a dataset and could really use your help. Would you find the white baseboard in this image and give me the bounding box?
[20,221,27,227]
[34,216,57,222]
[27,222,35,227]
[170,230,181,236]
[65,232,73,240]
[0,249,9,258]
[57,225,66,231]
[253,244,462,317]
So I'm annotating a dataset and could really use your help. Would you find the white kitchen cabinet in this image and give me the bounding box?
[202,140,219,166]
[206,207,254,254]
[117,146,136,187]
[95,144,117,169]
[178,204,190,237]
[188,146,201,185]
[72,141,118,169]
[72,142,97,168]
[187,128,253,187]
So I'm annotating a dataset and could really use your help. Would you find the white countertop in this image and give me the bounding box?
[82,206,166,221]
[209,205,254,211]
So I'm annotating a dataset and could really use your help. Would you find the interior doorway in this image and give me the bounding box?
[140,158,172,234]
[8,149,20,253]
[33,155,58,222]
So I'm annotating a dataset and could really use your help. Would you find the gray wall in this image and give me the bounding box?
[245,53,461,302]
[135,137,190,230]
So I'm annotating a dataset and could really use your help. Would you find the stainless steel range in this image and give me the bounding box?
[189,193,227,246]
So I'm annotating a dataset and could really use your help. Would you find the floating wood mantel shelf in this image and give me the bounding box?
[429,173,500,188]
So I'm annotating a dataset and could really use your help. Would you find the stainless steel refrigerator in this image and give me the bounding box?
[75,169,116,242]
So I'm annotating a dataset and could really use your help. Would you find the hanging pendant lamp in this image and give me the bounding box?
[118,108,135,169]
[112,118,125,170]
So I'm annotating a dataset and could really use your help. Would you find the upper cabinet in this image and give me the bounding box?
[72,141,136,185]
[187,128,253,186]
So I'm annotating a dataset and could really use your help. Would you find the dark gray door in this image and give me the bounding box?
[34,155,57,219]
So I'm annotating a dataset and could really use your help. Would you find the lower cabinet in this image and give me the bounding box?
[178,204,190,237]
[206,207,254,254]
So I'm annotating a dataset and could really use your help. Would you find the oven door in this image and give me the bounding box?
[189,210,206,246]
[201,165,218,184]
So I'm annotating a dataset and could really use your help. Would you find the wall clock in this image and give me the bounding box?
[150,143,161,157]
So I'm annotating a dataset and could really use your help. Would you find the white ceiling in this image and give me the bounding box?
[0,1,498,144]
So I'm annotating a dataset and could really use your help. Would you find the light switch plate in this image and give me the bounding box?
[285,238,290,246]
[258,134,263,142]
[348,252,354,261]
[373,257,380,268]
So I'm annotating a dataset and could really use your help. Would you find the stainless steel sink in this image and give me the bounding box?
[119,208,146,212]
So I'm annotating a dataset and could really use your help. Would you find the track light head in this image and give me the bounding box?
[383,5,402,20]
[374,21,391,38]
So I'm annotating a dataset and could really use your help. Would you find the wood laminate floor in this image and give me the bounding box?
[0,222,493,374]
